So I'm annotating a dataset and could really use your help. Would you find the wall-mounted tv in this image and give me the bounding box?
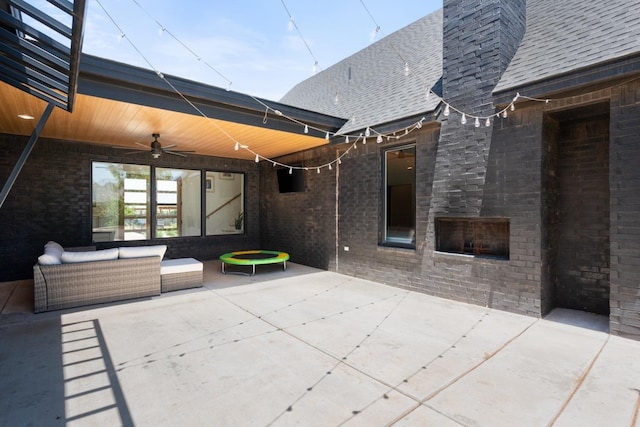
[277,168,306,193]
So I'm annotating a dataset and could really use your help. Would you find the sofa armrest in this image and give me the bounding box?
[34,256,161,313]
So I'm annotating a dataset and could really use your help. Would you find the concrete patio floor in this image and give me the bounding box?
[1,261,639,427]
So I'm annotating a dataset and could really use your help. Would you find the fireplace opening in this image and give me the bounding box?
[435,217,510,259]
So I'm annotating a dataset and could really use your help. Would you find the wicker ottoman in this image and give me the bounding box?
[160,258,203,292]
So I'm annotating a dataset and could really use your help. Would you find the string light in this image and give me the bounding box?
[99,1,552,175]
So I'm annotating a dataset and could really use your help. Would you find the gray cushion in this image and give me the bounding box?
[118,245,167,259]
[38,254,62,265]
[61,248,119,264]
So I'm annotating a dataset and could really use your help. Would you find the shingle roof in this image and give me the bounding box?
[279,9,443,135]
[281,1,640,132]
[494,0,640,93]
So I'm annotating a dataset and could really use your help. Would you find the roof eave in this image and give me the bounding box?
[78,54,348,139]
[493,53,640,105]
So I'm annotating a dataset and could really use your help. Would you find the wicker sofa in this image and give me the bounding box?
[33,242,165,313]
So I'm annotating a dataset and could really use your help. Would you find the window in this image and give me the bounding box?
[92,162,150,241]
[205,171,245,235]
[435,217,510,259]
[383,144,416,247]
[156,168,201,238]
[92,162,243,241]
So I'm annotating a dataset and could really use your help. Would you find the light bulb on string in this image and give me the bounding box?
[338,158,342,165]
[461,114,467,125]
[365,127,371,137]
[485,118,491,127]
[304,124,308,134]
[345,136,349,144]
[325,132,330,140]
[502,110,508,119]
[255,154,259,163]
[317,168,320,174]
[289,167,293,175]
[328,163,332,171]
[444,104,450,116]
[334,93,339,105]
[313,61,318,75]
[510,103,515,111]
[234,142,239,151]
[363,137,367,144]
[425,90,430,101]
[474,117,480,128]
[404,62,410,76]
[377,135,383,143]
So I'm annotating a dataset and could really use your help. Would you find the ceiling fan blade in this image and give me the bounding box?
[162,144,177,149]
[135,142,150,148]
[123,150,147,155]
[164,150,188,157]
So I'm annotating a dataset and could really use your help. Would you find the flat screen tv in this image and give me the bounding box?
[277,168,306,193]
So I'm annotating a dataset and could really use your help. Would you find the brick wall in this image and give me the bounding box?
[259,146,337,270]
[0,135,259,282]
[610,82,640,339]
[553,112,610,315]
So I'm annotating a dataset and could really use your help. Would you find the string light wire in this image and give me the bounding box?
[97,0,552,173]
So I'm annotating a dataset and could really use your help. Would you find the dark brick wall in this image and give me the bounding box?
[259,147,337,270]
[554,114,610,315]
[335,127,439,289]
[442,0,526,112]
[610,82,640,339]
[0,135,259,282]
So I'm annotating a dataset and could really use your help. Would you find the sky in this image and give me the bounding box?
[77,0,442,101]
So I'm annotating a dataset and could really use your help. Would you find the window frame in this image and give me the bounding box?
[381,143,417,249]
[91,161,245,242]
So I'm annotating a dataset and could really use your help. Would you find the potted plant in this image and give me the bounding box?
[234,211,244,230]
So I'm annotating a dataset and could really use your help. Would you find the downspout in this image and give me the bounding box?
[0,102,55,209]
[335,148,340,272]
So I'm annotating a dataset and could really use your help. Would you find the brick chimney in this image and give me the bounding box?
[430,0,527,216]
[442,0,526,114]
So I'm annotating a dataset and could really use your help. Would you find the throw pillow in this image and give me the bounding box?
[44,241,64,259]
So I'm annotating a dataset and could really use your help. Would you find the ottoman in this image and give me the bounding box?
[160,258,203,292]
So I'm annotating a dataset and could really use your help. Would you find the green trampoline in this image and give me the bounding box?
[219,250,289,276]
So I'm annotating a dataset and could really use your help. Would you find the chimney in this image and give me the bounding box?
[442,0,526,114]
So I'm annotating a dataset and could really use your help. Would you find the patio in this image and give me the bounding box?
[1,261,639,427]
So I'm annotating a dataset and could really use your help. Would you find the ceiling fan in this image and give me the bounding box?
[115,133,195,158]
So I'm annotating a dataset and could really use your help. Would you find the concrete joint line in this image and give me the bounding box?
[631,389,640,427]
[421,317,540,403]
[545,334,610,427]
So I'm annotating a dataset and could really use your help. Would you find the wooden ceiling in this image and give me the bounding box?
[0,79,337,161]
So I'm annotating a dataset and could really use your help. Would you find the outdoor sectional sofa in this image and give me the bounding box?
[34,241,202,313]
